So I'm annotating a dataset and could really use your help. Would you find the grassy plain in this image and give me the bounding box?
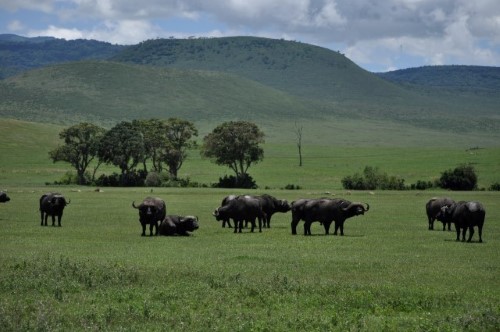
[1,118,499,330]
[0,188,499,331]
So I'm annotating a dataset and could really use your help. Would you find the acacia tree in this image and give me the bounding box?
[201,121,264,180]
[49,122,106,184]
[162,118,198,179]
[132,119,166,173]
[97,121,145,175]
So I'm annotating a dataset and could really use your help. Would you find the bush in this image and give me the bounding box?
[341,166,406,190]
[95,170,146,187]
[213,174,257,189]
[144,172,163,187]
[438,164,477,190]
[283,184,302,190]
[488,182,500,191]
[410,180,435,190]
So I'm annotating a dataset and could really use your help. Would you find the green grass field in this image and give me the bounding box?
[1,118,499,330]
[0,188,499,331]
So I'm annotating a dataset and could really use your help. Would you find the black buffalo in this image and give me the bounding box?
[213,195,266,233]
[159,215,199,236]
[217,195,237,228]
[40,193,70,226]
[0,191,10,203]
[291,198,369,235]
[426,197,455,230]
[439,201,486,243]
[254,194,290,228]
[132,197,166,236]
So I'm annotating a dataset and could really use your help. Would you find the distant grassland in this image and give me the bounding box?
[1,119,499,189]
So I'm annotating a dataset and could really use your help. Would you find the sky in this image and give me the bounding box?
[0,0,499,72]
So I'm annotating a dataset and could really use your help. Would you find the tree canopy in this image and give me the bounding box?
[97,121,145,175]
[201,121,264,180]
[49,122,105,184]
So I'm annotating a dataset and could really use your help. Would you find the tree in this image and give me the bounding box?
[294,122,303,166]
[97,121,145,175]
[201,121,264,180]
[132,119,166,173]
[49,122,105,185]
[162,118,198,179]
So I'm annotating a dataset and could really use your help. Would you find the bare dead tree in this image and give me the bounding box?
[294,122,303,167]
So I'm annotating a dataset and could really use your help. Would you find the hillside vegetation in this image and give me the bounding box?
[1,35,499,141]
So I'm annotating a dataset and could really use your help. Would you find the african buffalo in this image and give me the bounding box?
[40,193,70,226]
[439,201,486,243]
[426,197,455,230]
[291,198,369,236]
[213,195,265,233]
[254,194,290,228]
[132,197,166,236]
[0,191,10,203]
[159,215,199,236]
[217,195,237,228]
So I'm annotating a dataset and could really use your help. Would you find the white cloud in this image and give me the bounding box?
[27,25,84,40]
[7,20,24,32]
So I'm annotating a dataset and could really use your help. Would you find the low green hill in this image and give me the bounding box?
[0,60,318,126]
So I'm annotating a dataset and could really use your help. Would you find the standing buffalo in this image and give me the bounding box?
[291,198,369,236]
[40,193,70,226]
[426,197,455,230]
[254,194,290,228]
[439,201,486,243]
[159,215,199,236]
[217,195,237,228]
[0,191,10,203]
[132,197,166,236]
[213,195,266,233]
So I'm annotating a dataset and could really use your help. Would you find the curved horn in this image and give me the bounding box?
[66,198,71,205]
[132,201,139,209]
[342,202,357,211]
[364,203,369,211]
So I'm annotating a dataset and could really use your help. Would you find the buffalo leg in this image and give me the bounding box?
[333,223,339,235]
[57,213,62,227]
[428,218,434,230]
[467,226,474,242]
[303,221,311,235]
[51,215,56,226]
[40,212,45,226]
[323,221,331,235]
[258,217,262,233]
[141,223,146,236]
[478,225,483,243]
[291,218,300,235]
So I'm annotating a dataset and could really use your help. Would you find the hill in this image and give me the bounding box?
[0,60,317,126]
[1,35,499,141]
[0,34,124,78]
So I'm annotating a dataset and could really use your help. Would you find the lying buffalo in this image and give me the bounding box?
[426,197,455,230]
[0,191,10,203]
[291,198,369,236]
[439,201,486,243]
[213,195,265,233]
[40,193,70,226]
[132,197,166,236]
[159,215,199,236]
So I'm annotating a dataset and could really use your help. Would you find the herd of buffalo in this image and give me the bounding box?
[0,190,487,242]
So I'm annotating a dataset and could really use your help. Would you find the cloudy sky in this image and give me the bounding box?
[1,0,499,72]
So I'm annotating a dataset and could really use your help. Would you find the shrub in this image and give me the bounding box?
[341,166,406,190]
[438,164,477,190]
[95,170,146,187]
[144,172,162,187]
[410,180,435,190]
[488,182,500,191]
[213,174,257,189]
[283,184,302,190]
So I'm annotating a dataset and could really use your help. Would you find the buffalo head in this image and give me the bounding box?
[342,202,370,216]
[180,216,200,231]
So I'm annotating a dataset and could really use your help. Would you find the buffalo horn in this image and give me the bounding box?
[132,201,139,209]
